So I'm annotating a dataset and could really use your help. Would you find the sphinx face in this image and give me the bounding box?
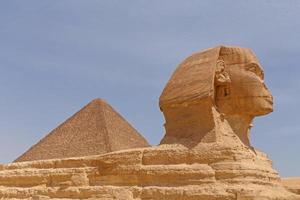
[216,62,273,117]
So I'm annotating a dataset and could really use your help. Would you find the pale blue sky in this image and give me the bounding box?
[0,1,299,177]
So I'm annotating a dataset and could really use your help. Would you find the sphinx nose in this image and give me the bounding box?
[262,82,273,99]
[262,82,270,92]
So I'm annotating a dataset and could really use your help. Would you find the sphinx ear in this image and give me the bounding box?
[215,60,231,85]
[215,60,231,98]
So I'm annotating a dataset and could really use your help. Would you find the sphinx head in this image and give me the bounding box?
[159,46,273,147]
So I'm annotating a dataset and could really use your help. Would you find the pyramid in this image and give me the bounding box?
[15,98,150,162]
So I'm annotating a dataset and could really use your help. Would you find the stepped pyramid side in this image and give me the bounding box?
[101,101,150,151]
[15,98,149,162]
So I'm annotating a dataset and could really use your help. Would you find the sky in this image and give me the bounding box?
[0,0,299,177]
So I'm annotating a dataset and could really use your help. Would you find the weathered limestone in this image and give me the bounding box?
[15,98,149,162]
[0,46,298,199]
[0,144,298,199]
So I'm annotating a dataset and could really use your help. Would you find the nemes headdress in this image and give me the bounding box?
[159,46,260,109]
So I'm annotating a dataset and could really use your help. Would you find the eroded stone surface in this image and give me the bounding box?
[0,143,298,199]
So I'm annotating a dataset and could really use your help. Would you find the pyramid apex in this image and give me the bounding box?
[84,98,110,109]
[90,98,107,104]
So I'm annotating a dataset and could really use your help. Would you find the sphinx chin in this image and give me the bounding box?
[247,97,274,116]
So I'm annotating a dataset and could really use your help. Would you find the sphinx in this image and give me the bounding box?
[160,45,273,148]
[0,46,298,200]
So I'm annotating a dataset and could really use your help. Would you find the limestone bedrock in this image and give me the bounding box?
[0,45,299,200]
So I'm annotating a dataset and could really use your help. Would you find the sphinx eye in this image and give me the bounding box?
[246,63,264,80]
[246,64,257,73]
